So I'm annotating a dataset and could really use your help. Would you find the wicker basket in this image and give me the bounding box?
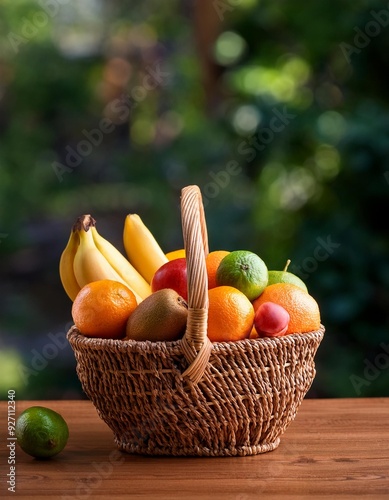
[67,185,324,457]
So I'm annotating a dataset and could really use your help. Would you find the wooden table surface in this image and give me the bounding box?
[1,398,388,499]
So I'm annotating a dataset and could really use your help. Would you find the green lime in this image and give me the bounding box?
[15,406,69,459]
[268,259,308,292]
[216,250,268,301]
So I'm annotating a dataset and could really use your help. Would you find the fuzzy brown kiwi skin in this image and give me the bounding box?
[125,288,188,342]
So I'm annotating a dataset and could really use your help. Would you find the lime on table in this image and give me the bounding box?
[216,250,268,301]
[15,406,69,459]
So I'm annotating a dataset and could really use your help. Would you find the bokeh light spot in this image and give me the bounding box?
[232,105,261,134]
[131,118,155,146]
[282,56,311,84]
[317,111,347,142]
[0,349,24,393]
[314,144,341,179]
[214,31,247,66]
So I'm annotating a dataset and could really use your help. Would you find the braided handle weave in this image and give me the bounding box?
[179,185,213,384]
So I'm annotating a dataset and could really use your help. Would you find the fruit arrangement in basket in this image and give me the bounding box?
[61,185,324,457]
[60,214,321,343]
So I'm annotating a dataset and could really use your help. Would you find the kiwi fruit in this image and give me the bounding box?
[125,288,188,342]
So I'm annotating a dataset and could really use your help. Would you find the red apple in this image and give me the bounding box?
[254,301,290,338]
[151,258,188,301]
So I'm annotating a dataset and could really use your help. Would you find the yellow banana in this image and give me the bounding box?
[73,215,143,304]
[123,214,168,283]
[59,229,81,301]
[91,226,151,300]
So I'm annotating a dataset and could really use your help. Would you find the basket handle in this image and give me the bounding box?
[180,185,213,384]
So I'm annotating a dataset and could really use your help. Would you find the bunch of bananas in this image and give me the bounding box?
[59,214,168,303]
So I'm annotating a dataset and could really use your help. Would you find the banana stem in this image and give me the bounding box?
[73,214,96,233]
[283,259,291,272]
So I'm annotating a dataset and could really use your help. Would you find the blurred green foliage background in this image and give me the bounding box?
[0,0,388,400]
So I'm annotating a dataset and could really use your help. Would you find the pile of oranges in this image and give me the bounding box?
[72,248,321,343]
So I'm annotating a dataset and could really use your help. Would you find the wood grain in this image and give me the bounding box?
[1,398,388,499]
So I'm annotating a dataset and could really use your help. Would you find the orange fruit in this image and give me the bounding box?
[252,283,321,335]
[205,250,230,289]
[207,286,254,342]
[249,325,259,339]
[72,279,138,339]
[166,249,186,261]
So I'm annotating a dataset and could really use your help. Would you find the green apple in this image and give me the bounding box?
[267,259,308,292]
